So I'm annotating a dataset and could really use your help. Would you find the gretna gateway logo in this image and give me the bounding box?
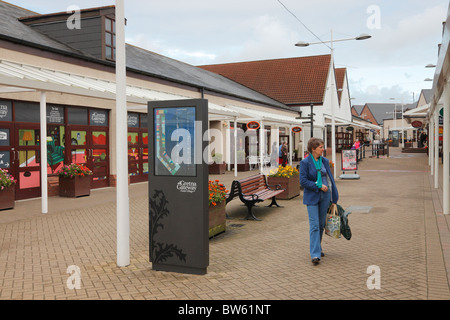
[0,105,8,119]
[176,180,197,193]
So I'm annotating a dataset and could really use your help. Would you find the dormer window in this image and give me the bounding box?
[105,17,116,60]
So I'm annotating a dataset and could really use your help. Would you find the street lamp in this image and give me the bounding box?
[295,31,371,178]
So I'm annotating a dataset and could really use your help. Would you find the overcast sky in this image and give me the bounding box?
[7,0,448,106]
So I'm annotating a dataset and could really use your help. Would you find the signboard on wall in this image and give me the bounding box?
[148,99,209,275]
[0,101,12,122]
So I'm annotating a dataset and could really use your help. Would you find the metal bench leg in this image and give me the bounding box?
[243,203,261,221]
[267,196,282,208]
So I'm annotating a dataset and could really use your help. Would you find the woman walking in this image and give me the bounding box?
[300,138,339,265]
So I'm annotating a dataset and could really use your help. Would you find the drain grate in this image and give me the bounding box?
[229,223,245,228]
[345,205,373,214]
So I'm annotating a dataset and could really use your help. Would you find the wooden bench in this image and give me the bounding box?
[225,174,285,221]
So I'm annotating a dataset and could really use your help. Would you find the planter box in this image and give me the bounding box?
[209,162,226,174]
[59,176,91,198]
[0,185,15,210]
[267,176,300,200]
[209,201,226,238]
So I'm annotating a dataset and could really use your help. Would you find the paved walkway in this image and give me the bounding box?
[0,147,449,300]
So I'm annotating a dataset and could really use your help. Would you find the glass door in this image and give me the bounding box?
[67,126,109,189]
[0,123,14,187]
[128,128,148,183]
[14,124,41,200]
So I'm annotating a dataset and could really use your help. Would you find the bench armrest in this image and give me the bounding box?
[266,183,284,191]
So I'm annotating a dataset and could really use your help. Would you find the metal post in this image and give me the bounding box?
[115,0,130,268]
[40,91,48,214]
[443,85,450,215]
[289,125,293,167]
[234,117,238,177]
[435,108,439,189]
[430,115,434,172]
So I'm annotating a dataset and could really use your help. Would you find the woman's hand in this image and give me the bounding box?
[320,185,328,192]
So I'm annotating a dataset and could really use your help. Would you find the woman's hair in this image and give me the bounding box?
[307,138,324,153]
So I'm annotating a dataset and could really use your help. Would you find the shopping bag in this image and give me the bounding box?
[336,203,352,240]
[325,203,341,238]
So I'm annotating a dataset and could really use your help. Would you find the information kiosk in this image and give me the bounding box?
[148,99,209,275]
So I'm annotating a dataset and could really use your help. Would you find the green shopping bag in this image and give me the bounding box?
[336,203,352,240]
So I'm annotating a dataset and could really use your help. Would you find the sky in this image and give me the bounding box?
[6,0,449,106]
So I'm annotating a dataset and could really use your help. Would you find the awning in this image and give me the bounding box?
[352,119,382,131]
[227,104,309,127]
[403,103,430,124]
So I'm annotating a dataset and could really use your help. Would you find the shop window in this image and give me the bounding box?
[105,17,116,61]
[15,102,40,122]
[47,126,65,175]
[68,107,88,125]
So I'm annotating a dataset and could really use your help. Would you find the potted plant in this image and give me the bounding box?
[57,163,93,197]
[267,165,300,199]
[236,150,249,171]
[208,180,228,238]
[0,168,16,210]
[209,153,226,174]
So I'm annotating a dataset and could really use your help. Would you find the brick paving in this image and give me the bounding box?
[0,147,449,300]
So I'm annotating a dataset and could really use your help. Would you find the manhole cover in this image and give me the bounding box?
[345,205,373,214]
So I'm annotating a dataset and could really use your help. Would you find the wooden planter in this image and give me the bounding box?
[267,176,300,200]
[209,162,226,174]
[59,175,91,198]
[209,201,226,238]
[0,185,15,210]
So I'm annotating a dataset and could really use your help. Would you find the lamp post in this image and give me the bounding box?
[295,31,371,177]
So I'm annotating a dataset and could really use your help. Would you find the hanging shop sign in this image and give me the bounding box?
[291,126,302,133]
[411,121,423,128]
[346,127,354,132]
[246,121,260,130]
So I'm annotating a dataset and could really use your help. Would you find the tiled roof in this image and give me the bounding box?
[335,68,346,103]
[199,54,332,106]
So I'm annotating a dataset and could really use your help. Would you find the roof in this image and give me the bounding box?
[125,45,288,109]
[198,54,332,106]
[0,1,290,111]
[0,1,86,56]
[335,68,346,103]
[364,103,397,125]
[352,105,364,115]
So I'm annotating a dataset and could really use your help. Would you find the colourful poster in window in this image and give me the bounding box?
[342,149,357,171]
[154,107,196,176]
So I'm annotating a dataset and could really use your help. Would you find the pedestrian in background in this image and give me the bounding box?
[300,137,339,265]
[281,141,288,167]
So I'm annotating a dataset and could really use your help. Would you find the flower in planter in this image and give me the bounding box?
[268,165,299,178]
[0,168,16,190]
[57,163,93,179]
[208,180,228,206]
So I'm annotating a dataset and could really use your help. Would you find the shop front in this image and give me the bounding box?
[0,99,110,200]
